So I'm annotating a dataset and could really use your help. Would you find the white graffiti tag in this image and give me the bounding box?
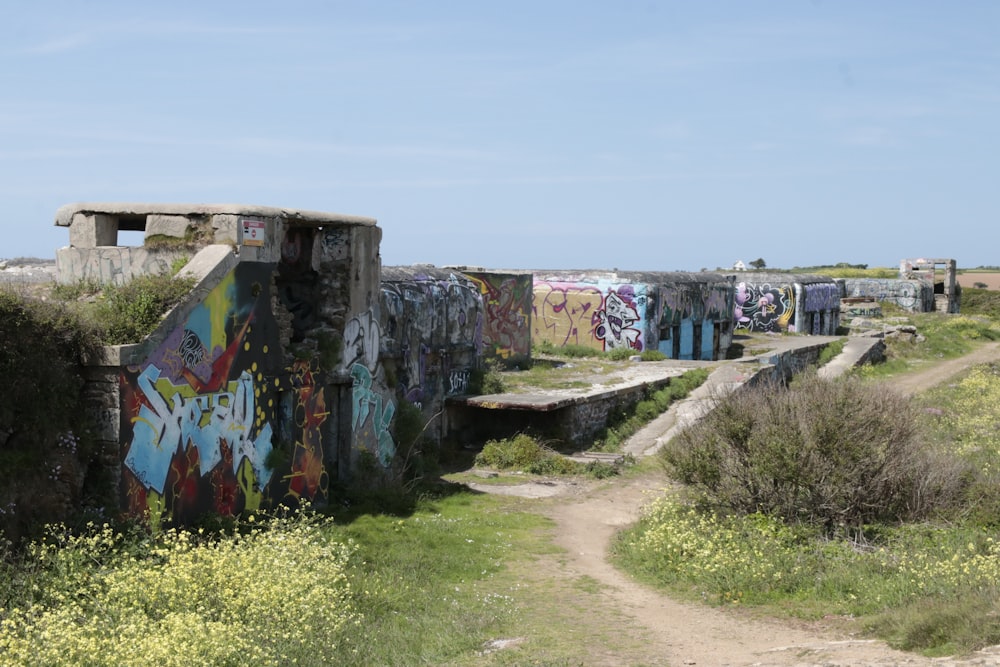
[125,365,273,495]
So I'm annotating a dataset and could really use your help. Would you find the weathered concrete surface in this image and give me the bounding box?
[817,337,885,380]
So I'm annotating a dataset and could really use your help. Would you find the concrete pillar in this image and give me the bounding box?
[145,214,191,240]
[70,213,118,248]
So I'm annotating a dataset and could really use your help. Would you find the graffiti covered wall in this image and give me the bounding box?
[464,271,532,364]
[734,280,795,333]
[797,282,842,335]
[533,280,650,352]
[120,262,331,526]
[378,268,484,451]
[843,278,934,312]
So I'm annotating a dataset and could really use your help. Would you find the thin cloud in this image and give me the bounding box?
[24,33,94,55]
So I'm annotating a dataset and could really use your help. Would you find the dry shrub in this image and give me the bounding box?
[661,373,969,534]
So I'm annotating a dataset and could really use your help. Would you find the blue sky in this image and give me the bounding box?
[1,1,997,270]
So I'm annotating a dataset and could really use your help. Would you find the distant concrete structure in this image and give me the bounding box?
[842,258,960,314]
[900,257,960,313]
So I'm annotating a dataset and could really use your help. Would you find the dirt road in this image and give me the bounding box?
[473,341,1000,666]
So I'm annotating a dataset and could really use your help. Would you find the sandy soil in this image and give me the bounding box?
[469,342,1000,666]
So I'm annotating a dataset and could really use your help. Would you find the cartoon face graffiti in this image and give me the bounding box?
[734,282,793,332]
[595,291,641,350]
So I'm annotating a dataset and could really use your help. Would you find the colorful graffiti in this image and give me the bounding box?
[345,310,396,466]
[282,361,329,500]
[534,281,647,351]
[121,263,330,525]
[466,272,531,360]
[595,290,641,350]
[734,281,794,332]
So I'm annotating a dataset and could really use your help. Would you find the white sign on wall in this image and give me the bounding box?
[240,217,265,247]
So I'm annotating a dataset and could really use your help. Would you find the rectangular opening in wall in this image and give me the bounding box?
[117,213,147,247]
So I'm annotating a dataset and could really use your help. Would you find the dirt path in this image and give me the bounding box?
[890,340,1000,397]
[538,473,939,667]
[471,341,1000,666]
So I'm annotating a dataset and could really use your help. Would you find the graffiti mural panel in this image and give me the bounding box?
[120,263,330,525]
[465,272,532,361]
[533,281,648,352]
[734,281,794,333]
[345,309,397,467]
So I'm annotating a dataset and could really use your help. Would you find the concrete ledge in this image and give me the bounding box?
[55,202,377,228]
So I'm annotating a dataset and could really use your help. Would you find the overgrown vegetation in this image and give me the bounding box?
[94,274,196,344]
[619,341,1000,656]
[854,311,1000,380]
[474,433,621,478]
[660,373,966,533]
[51,272,196,345]
[815,337,846,366]
[0,508,358,665]
[592,368,709,451]
[790,265,899,278]
[533,340,664,361]
[0,289,104,540]
[960,287,1000,320]
[470,357,508,394]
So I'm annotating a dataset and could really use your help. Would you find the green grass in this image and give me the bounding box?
[331,489,553,665]
[961,287,1000,320]
[853,311,1000,380]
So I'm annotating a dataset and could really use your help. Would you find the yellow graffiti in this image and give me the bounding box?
[238,457,263,511]
[533,283,604,350]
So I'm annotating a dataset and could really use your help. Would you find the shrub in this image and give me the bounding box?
[473,357,508,394]
[661,373,969,534]
[475,433,550,470]
[94,273,195,344]
[0,289,104,540]
[473,434,618,478]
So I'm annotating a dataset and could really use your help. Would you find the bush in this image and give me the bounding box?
[471,357,507,394]
[95,273,195,344]
[475,433,550,470]
[661,373,969,534]
[0,289,104,540]
[473,434,618,477]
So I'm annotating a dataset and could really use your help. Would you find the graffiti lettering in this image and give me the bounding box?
[448,368,471,395]
[534,282,604,348]
[126,366,274,496]
[350,363,396,466]
[467,274,531,359]
[179,329,206,368]
[344,310,382,371]
[321,228,349,260]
